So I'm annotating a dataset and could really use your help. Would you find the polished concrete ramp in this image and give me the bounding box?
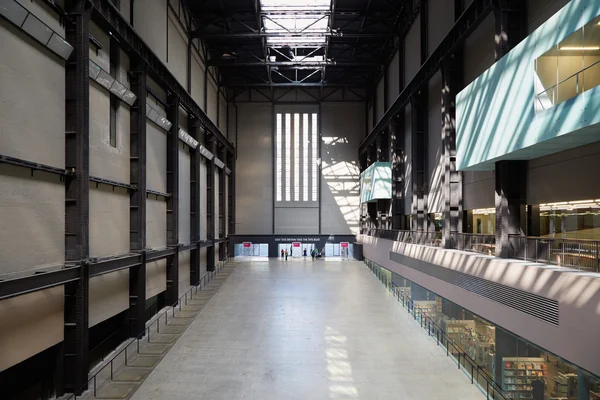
[130,259,482,400]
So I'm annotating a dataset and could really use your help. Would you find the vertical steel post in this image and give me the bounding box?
[63,0,91,394]
[207,138,216,271]
[166,94,180,305]
[189,116,201,285]
[129,57,147,338]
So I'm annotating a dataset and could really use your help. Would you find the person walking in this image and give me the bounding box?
[281,249,284,259]
[311,249,315,261]
[285,249,288,261]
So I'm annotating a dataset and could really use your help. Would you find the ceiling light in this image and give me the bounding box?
[560,46,600,51]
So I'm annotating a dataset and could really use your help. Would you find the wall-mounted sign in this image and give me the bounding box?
[341,242,349,248]
[274,237,321,242]
[243,242,252,248]
[292,242,301,247]
[178,129,199,149]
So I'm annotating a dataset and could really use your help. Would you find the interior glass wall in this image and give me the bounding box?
[468,208,496,234]
[365,258,600,399]
[535,14,600,113]
[540,200,600,240]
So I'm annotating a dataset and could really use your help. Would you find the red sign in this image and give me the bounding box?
[243,242,252,248]
[341,242,349,248]
[292,242,301,247]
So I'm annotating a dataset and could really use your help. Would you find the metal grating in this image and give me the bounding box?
[389,251,559,325]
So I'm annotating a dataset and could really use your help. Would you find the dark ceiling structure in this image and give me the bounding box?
[183,0,418,89]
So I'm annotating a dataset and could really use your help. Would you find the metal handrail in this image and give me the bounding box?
[65,253,232,399]
[365,261,507,400]
[536,58,600,98]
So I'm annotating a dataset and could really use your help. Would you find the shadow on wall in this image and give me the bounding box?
[321,136,360,235]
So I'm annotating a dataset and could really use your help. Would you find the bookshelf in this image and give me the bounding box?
[502,357,547,399]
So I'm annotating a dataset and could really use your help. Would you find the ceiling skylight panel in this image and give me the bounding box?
[266,36,327,45]
[263,16,329,34]
[260,0,331,12]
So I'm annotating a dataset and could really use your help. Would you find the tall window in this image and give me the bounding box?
[275,112,318,203]
[276,114,282,201]
[285,113,291,201]
[312,113,318,201]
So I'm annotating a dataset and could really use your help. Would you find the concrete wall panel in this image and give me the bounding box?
[179,250,191,297]
[388,51,400,105]
[0,23,64,167]
[0,166,63,275]
[376,79,385,121]
[463,171,495,210]
[404,13,421,84]
[89,269,129,327]
[235,103,273,234]
[274,208,318,234]
[147,197,167,249]
[133,0,167,63]
[89,185,129,258]
[207,77,218,125]
[167,14,188,87]
[462,14,495,88]
[146,259,167,300]
[321,103,364,234]
[0,287,63,371]
[179,143,191,244]
[147,122,167,193]
[428,0,455,53]
[191,51,206,110]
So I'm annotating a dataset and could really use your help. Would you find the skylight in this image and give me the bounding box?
[260,0,332,48]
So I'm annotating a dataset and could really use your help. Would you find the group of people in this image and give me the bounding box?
[280,247,319,261]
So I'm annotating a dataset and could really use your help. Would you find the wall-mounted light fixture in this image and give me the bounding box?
[178,128,199,149]
[88,59,137,106]
[225,167,232,175]
[214,158,225,169]
[198,145,214,161]
[0,0,74,60]
[145,102,172,132]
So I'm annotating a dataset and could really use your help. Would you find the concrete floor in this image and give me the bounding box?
[130,258,483,400]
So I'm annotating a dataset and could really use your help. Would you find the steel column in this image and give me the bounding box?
[166,94,180,306]
[411,91,428,231]
[128,57,147,337]
[207,138,216,270]
[389,117,404,230]
[441,54,463,248]
[492,0,526,61]
[189,117,201,285]
[228,157,236,235]
[495,161,527,258]
[219,148,226,261]
[63,0,91,394]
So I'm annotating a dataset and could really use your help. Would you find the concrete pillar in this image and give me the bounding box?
[411,92,428,231]
[495,161,527,258]
[441,54,463,248]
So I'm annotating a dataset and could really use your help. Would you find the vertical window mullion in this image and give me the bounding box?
[285,113,291,202]
[303,113,309,201]
[276,113,282,202]
[312,113,318,202]
[294,113,300,202]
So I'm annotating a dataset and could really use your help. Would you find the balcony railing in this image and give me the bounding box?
[363,229,600,272]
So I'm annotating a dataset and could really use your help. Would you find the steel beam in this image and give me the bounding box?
[90,254,142,277]
[146,247,177,262]
[63,0,91,394]
[194,32,395,39]
[89,0,233,154]
[359,0,493,154]
[189,116,201,286]
[0,154,65,176]
[0,267,80,301]
[212,61,379,67]
[166,94,180,306]
[129,56,147,338]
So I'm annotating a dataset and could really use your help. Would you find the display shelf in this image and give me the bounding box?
[502,357,547,400]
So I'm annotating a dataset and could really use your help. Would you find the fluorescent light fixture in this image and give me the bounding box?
[160,119,172,131]
[109,80,128,99]
[0,0,28,26]
[178,128,199,149]
[225,167,232,175]
[560,46,600,51]
[89,60,102,80]
[96,69,115,90]
[21,13,52,44]
[214,158,225,169]
[121,90,137,106]
[145,103,153,117]
[147,108,160,123]
[198,145,214,160]
[46,33,73,60]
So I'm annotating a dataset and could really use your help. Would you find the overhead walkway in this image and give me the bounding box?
[126,258,482,400]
